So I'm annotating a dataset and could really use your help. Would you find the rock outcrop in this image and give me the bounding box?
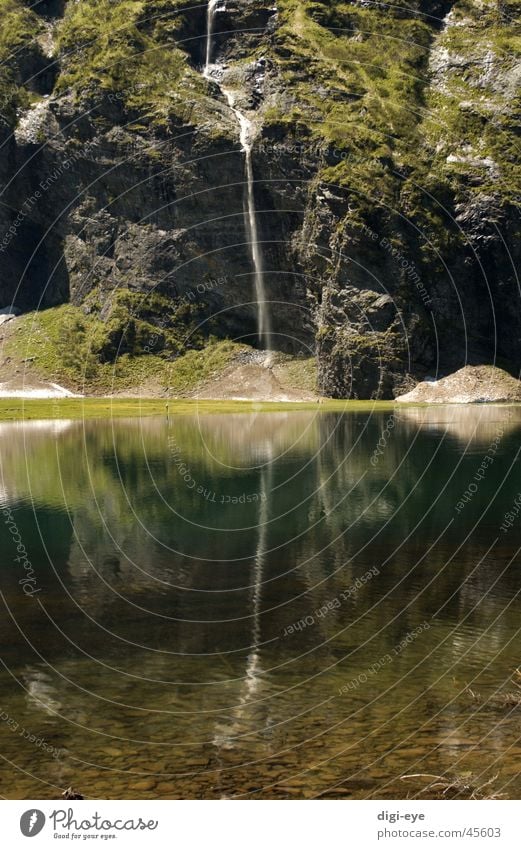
[0,1,519,396]
[396,366,521,404]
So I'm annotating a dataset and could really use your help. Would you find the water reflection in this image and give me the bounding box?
[396,404,520,445]
[213,452,272,750]
[0,407,520,799]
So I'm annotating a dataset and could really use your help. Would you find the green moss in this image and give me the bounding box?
[0,0,40,53]
[56,0,209,124]
[420,1,521,202]
[266,1,431,157]
[275,355,318,394]
[259,0,520,252]
[164,339,248,395]
[0,0,42,120]
[5,301,240,395]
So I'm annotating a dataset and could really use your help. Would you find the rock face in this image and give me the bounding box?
[396,366,521,404]
[0,1,519,396]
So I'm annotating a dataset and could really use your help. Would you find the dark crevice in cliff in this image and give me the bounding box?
[5,220,69,311]
[418,1,457,25]
[26,0,66,17]
[20,54,59,98]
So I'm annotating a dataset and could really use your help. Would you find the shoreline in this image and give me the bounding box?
[0,397,519,422]
[0,397,394,421]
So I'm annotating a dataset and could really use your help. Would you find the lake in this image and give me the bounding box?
[0,406,520,799]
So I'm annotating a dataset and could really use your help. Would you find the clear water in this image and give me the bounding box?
[0,406,520,799]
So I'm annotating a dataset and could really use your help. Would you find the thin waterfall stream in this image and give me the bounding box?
[213,452,272,750]
[204,0,219,73]
[203,1,272,351]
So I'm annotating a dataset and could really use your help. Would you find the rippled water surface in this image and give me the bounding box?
[0,406,520,799]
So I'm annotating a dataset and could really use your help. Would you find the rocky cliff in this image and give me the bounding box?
[0,0,519,397]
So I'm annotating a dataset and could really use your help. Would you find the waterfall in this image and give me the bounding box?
[225,95,272,351]
[203,0,219,77]
[203,1,272,351]
[243,140,271,351]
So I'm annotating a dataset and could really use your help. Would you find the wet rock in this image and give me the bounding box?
[128,778,158,792]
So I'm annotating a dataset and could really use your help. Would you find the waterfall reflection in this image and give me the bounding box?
[212,447,273,750]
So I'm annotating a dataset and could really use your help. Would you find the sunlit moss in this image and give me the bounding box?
[4,303,243,394]
[0,0,42,120]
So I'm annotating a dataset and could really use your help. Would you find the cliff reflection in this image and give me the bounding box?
[1,409,521,798]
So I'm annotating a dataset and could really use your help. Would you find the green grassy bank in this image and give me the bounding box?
[0,398,399,421]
